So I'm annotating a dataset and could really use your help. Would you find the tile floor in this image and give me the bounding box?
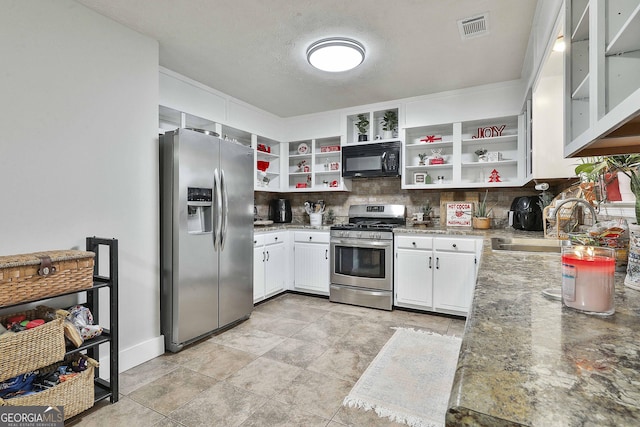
[69,293,465,427]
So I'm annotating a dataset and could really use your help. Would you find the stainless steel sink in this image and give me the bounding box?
[490,237,571,253]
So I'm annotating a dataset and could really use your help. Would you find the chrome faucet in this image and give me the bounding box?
[554,198,598,232]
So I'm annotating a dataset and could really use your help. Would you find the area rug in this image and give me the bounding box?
[343,328,462,427]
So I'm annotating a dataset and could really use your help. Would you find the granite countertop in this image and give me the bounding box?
[446,231,640,426]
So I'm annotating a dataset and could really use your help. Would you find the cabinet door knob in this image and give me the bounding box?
[452,243,457,248]
[325,249,328,260]
[266,251,270,261]
[436,257,440,269]
[412,242,416,246]
[274,237,278,241]
[309,236,312,241]
[428,256,432,269]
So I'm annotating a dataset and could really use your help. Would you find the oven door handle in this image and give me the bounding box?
[331,239,392,248]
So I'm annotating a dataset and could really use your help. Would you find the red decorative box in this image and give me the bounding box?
[257,161,270,171]
[421,135,442,143]
[296,183,307,188]
[430,158,444,165]
[257,144,271,153]
[321,145,340,153]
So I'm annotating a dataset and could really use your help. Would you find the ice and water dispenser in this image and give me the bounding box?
[187,187,213,233]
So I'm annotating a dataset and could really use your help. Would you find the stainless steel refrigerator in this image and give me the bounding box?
[160,128,254,352]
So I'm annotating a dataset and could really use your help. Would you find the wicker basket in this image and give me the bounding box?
[0,250,95,306]
[0,306,67,382]
[0,354,97,420]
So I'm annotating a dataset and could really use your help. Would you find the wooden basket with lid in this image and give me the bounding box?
[0,250,95,307]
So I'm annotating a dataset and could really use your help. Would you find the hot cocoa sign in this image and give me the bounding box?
[446,202,473,227]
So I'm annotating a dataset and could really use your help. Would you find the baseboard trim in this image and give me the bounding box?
[117,335,165,373]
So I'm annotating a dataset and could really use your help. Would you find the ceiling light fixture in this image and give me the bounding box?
[306,38,365,72]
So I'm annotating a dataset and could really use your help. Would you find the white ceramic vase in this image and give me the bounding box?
[383,130,394,139]
[625,222,640,290]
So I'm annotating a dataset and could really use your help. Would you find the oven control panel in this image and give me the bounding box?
[330,230,393,240]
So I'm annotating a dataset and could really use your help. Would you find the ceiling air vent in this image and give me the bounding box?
[457,13,489,40]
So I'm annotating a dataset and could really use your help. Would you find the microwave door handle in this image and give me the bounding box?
[381,151,387,171]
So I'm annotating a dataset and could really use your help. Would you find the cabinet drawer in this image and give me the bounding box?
[434,237,477,253]
[253,234,265,247]
[395,235,433,250]
[294,231,330,243]
[265,232,286,246]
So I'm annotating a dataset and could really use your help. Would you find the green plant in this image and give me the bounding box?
[418,153,428,161]
[421,200,432,217]
[537,191,554,212]
[598,154,640,223]
[475,190,493,218]
[326,208,336,224]
[475,148,487,157]
[355,114,369,135]
[381,110,398,132]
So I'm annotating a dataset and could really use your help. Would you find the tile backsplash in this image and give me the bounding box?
[255,177,564,228]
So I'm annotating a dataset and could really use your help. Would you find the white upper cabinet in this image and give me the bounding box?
[402,115,525,189]
[565,0,640,156]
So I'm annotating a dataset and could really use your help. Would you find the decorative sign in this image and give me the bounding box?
[320,145,341,152]
[421,135,442,143]
[414,172,426,184]
[446,202,474,227]
[472,125,506,139]
[489,169,502,182]
[487,152,503,162]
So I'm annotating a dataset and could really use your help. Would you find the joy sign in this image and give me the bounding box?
[472,125,506,139]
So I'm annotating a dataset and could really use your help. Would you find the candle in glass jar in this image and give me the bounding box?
[561,246,615,315]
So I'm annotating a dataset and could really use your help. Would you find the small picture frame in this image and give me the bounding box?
[414,172,427,184]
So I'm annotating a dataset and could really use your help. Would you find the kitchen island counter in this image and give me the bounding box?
[446,233,640,426]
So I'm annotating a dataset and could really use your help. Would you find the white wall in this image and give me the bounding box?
[0,1,163,370]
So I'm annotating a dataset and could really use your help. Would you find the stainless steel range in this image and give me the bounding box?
[329,204,406,311]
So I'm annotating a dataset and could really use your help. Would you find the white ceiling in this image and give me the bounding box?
[76,0,539,118]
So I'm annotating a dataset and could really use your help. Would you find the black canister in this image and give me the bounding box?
[269,199,292,223]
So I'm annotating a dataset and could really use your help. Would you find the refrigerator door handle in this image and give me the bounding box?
[220,168,228,251]
[213,168,222,250]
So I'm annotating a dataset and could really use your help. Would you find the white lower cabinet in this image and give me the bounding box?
[253,231,288,303]
[394,234,481,316]
[293,230,330,295]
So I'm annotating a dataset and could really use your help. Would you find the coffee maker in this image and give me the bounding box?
[269,198,292,223]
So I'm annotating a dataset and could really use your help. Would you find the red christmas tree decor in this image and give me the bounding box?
[488,169,501,182]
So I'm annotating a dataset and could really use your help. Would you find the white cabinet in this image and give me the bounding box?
[286,137,349,191]
[564,0,640,156]
[432,237,478,313]
[253,231,288,303]
[402,115,525,189]
[395,236,434,308]
[394,234,481,315]
[253,135,283,192]
[293,231,330,295]
[345,107,400,144]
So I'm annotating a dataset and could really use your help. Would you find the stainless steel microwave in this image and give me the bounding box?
[341,142,401,178]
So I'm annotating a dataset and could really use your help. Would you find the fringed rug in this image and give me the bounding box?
[343,328,461,427]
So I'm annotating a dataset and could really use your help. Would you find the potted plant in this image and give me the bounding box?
[421,200,433,223]
[473,190,492,229]
[418,153,428,166]
[594,155,640,290]
[355,114,369,142]
[475,148,488,162]
[381,110,398,139]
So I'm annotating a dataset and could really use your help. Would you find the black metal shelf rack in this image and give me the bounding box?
[82,236,119,405]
